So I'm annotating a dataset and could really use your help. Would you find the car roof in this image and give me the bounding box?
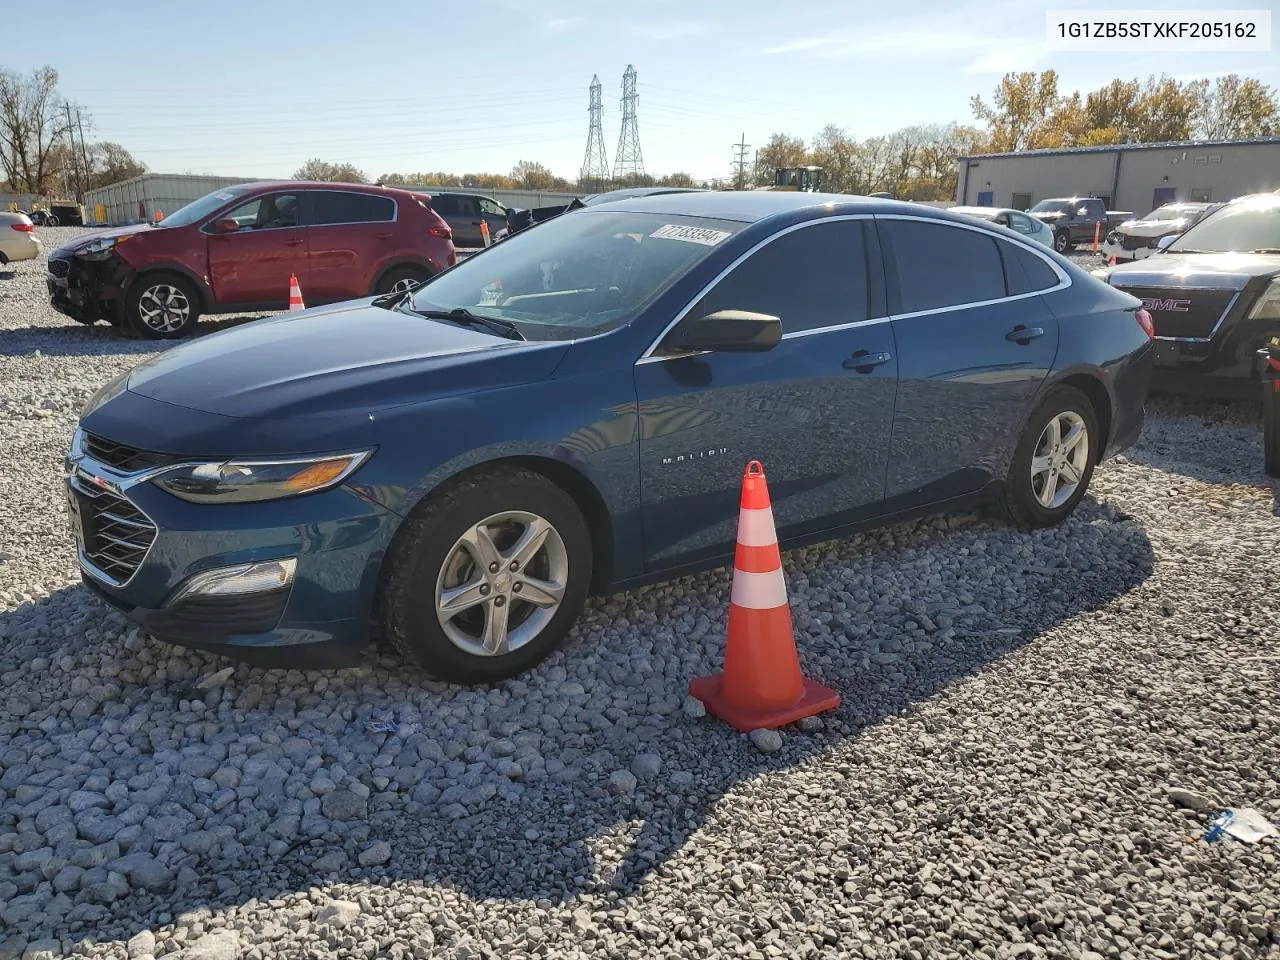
[236,180,426,197]
[949,206,1023,216]
[584,190,941,223]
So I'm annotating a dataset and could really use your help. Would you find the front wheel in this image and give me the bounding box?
[997,385,1099,529]
[1053,230,1071,254]
[125,273,202,339]
[377,467,593,683]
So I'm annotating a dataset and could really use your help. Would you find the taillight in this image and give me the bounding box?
[1134,308,1154,339]
[429,226,452,240]
[10,222,34,232]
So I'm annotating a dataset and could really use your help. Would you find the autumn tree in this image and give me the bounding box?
[0,66,73,194]
[658,171,696,187]
[510,160,556,190]
[87,142,145,189]
[753,133,809,186]
[969,71,1066,152]
[810,125,858,194]
[1195,74,1280,139]
[293,159,368,183]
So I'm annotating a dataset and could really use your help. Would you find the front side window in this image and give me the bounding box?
[454,195,480,218]
[882,219,1005,313]
[691,220,870,340]
[407,210,745,341]
[1008,212,1035,234]
[222,192,300,230]
[310,191,394,225]
[479,198,505,217]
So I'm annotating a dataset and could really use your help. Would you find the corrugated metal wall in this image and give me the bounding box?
[85,174,263,225]
[1,192,41,213]
[399,187,584,210]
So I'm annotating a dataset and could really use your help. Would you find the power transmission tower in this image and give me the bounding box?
[579,75,610,192]
[612,64,645,182]
[76,109,91,197]
[731,133,751,190]
[64,102,81,200]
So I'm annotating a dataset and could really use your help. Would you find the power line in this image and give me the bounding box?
[580,74,610,192]
[612,65,645,181]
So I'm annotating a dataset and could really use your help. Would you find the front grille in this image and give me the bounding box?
[74,483,156,584]
[85,434,180,473]
[1109,284,1236,340]
[1121,234,1153,251]
[48,258,70,279]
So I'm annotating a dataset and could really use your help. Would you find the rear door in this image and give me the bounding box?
[878,216,1062,512]
[205,191,308,307]
[304,190,398,301]
[634,217,898,570]
[450,194,483,247]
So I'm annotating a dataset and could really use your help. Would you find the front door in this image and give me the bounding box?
[634,217,898,571]
[877,216,1061,512]
[206,191,308,307]
[478,197,507,245]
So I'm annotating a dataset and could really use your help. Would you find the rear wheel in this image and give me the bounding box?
[375,265,432,296]
[125,273,202,339]
[377,467,593,683]
[1053,230,1071,254]
[997,385,1099,528]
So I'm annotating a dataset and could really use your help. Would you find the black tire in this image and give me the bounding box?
[1265,382,1280,478]
[124,272,202,340]
[1053,230,1071,254]
[997,385,1100,529]
[375,265,432,296]
[377,467,593,684]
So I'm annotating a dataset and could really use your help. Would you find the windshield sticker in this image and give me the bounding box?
[649,224,731,246]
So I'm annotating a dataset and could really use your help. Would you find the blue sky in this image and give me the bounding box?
[5,0,1277,182]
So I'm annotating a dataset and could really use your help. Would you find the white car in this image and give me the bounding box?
[1100,202,1221,263]
[949,206,1055,248]
[0,211,42,266]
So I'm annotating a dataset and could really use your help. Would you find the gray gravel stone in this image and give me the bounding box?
[315,900,360,928]
[357,840,392,867]
[127,931,156,959]
[319,788,367,821]
[608,770,638,795]
[749,729,783,754]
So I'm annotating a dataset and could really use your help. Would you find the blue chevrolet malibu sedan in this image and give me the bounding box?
[67,193,1154,682]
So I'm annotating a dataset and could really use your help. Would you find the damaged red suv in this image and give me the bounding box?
[47,181,457,339]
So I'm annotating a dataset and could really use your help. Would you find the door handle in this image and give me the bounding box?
[376,232,393,239]
[282,238,303,246]
[843,350,892,373]
[1006,325,1045,344]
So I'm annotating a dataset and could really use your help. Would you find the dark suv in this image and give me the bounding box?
[420,192,508,248]
[47,181,457,339]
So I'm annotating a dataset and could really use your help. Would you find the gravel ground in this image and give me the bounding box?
[1,229,1278,959]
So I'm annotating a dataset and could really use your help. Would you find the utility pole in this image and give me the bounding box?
[731,133,751,191]
[64,102,80,200]
[76,109,91,199]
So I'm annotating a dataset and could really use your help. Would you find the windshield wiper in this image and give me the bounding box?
[412,307,525,341]
[372,287,413,309]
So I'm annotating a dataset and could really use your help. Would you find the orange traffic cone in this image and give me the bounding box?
[1109,255,1117,266]
[155,209,164,223]
[1092,221,1100,254]
[480,219,491,247]
[288,274,305,311]
[688,461,841,732]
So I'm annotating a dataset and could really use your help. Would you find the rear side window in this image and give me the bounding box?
[881,219,1005,313]
[998,240,1060,295]
[454,195,480,217]
[430,195,457,215]
[698,219,870,336]
[310,191,395,225]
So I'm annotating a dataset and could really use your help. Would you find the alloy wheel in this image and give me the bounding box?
[1030,411,1089,509]
[137,284,191,333]
[390,277,419,295]
[434,510,568,658]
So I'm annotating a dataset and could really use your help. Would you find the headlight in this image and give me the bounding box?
[153,452,371,504]
[81,370,129,418]
[77,236,119,260]
[1247,277,1280,321]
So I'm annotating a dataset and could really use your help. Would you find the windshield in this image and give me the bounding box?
[157,185,252,228]
[409,210,745,340]
[1030,200,1071,215]
[1167,195,1280,253]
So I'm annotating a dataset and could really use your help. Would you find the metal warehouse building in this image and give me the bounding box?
[955,137,1280,215]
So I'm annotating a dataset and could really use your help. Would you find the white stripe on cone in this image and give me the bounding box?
[289,278,305,311]
[730,568,788,610]
[736,505,778,547]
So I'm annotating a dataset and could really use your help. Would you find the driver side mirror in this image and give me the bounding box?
[209,218,240,235]
[664,309,782,354]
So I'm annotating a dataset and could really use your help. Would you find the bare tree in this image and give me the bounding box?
[0,66,73,194]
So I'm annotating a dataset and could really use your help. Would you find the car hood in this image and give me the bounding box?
[1102,252,1280,291]
[54,223,154,256]
[1116,219,1189,238]
[125,300,571,419]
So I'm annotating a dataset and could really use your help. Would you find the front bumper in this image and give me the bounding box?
[47,252,128,323]
[1101,240,1156,263]
[66,444,401,667]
